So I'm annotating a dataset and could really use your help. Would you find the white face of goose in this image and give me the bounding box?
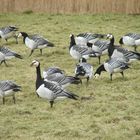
[94,73,100,79]
[107,34,113,39]
[30,60,40,67]
[17,32,22,38]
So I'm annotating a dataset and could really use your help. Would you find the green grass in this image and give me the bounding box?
[0,13,140,140]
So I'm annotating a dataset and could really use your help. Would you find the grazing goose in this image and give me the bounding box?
[43,67,65,79]
[69,34,97,60]
[75,58,93,85]
[31,60,79,108]
[91,40,110,64]
[18,32,54,56]
[44,73,81,88]
[75,32,106,45]
[119,33,140,52]
[0,46,22,66]
[0,25,18,44]
[0,80,21,104]
[94,58,129,81]
[107,34,140,63]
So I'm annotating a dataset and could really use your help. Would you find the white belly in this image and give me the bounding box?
[36,85,54,100]
[25,37,36,49]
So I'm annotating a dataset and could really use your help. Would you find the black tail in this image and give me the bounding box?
[65,91,79,100]
[14,53,23,59]
[48,42,54,47]
[131,51,140,60]
[67,76,82,85]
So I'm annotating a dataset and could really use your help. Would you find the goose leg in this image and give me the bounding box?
[110,74,113,81]
[14,35,18,44]
[13,95,16,104]
[86,77,89,87]
[0,60,8,67]
[120,71,124,79]
[5,38,8,42]
[2,97,5,104]
[50,101,54,108]
[134,46,137,52]
[98,56,101,64]
[40,49,42,55]
[29,50,34,57]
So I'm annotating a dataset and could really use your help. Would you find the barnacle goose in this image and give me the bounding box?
[0,25,18,44]
[75,58,93,85]
[75,32,106,45]
[94,58,129,81]
[91,40,110,64]
[0,80,21,104]
[107,34,140,63]
[31,60,79,108]
[0,46,22,66]
[18,32,54,56]
[43,67,65,79]
[119,33,140,52]
[44,73,81,88]
[69,34,97,60]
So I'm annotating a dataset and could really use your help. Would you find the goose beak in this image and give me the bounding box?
[30,62,34,67]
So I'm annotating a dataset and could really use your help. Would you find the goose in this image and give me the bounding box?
[94,58,129,81]
[69,34,97,60]
[43,67,65,79]
[0,46,22,66]
[30,60,79,108]
[44,73,81,88]
[0,80,21,104]
[18,32,54,56]
[75,32,106,45]
[107,34,140,63]
[0,25,18,44]
[75,58,93,85]
[119,33,140,52]
[91,40,110,64]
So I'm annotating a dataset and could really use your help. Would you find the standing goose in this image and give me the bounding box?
[75,58,93,85]
[30,60,79,108]
[0,25,18,44]
[75,32,106,45]
[18,32,54,56]
[91,40,110,64]
[0,80,21,104]
[119,33,140,52]
[0,46,22,66]
[107,34,140,63]
[69,34,97,60]
[94,58,129,81]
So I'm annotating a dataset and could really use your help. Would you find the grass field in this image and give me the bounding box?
[0,13,140,140]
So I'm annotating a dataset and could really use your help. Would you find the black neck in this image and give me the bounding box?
[108,37,115,57]
[95,64,106,75]
[69,35,76,50]
[36,64,43,90]
[21,32,28,44]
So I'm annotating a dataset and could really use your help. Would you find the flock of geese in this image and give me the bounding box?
[0,25,140,107]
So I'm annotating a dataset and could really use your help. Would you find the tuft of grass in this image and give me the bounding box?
[0,13,140,140]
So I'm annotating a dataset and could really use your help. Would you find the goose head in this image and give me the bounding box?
[18,32,28,38]
[106,33,114,39]
[30,60,40,67]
